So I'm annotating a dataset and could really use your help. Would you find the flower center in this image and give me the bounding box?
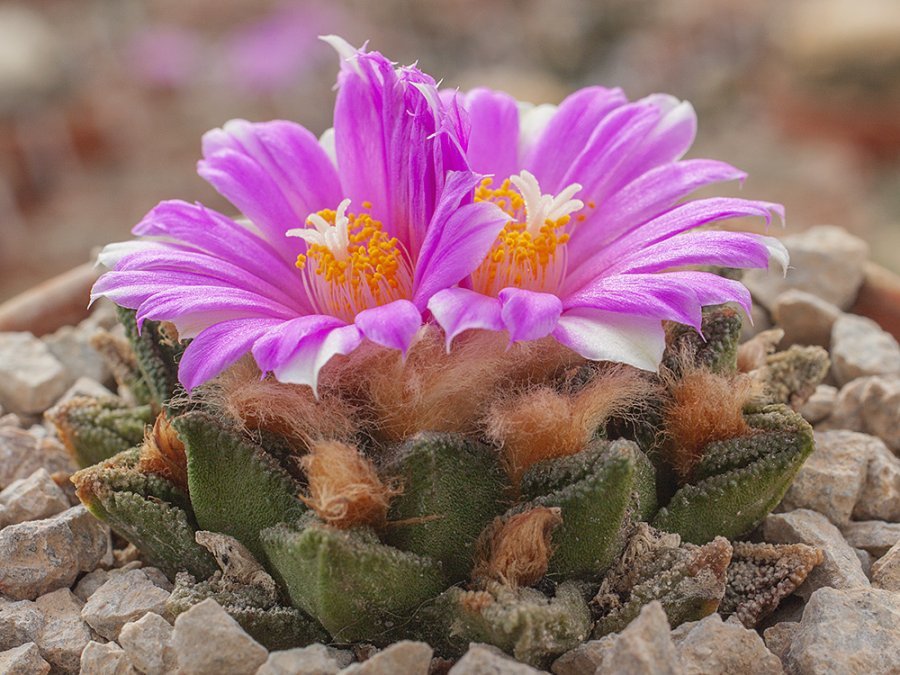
[287,199,413,321]
[472,170,585,296]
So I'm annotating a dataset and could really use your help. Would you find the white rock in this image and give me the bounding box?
[257,643,352,675]
[0,468,70,527]
[118,612,175,675]
[81,569,171,641]
[743,225,869,311]
[798,384,837,424]
[780,587,900,674]
[0,505,111,600]
[841,520,900,558]
[762,509,869,598]
[772,289,842,348]
[340,641,432,674]
[871,540,900,591]
[672,613,783,674]
[852,435,900,521]
[0,642,50,674]
[0,332,70,415]
[51,377,115,407]
[0,598,44,650]
[34,588,91,674]
[73,569,110,603]
[43,325,110,387]
[600,601,681,674]
[171,598,267,674]
[79,641,136,675]
[830,314,900,385]
[827,375,900,452]
[0,427,76,489]
[780,430,869,525]
[449,643,544,674]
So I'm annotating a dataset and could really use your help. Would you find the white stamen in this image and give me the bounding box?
[287,198,353,260]
[509,170,584,235]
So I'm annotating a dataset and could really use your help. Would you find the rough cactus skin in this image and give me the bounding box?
[70,308,826,662]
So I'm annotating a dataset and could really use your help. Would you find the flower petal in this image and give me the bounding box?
[354,299,421,354]
[498,288,563,343]
[611,231,779,275]
[267,323,363,391]
[552,308,666,371]
[251,314,346,373]
[458,87,520,179]
[427,287,504,350]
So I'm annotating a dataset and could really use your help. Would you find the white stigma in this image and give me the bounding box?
[287,198,352,260]
[509,170,584,235]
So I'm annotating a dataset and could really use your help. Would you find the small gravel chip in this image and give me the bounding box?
[257,643,352,675]
[0,332,70,415]
[0,599,44,651]
[118,612,175,675]
[34,588,91,674]
[341,641,432,675]
[830,314,900,385]
[673,613,782,674]
[450,643,544,674]
[81,569,172,641]
[871,541,900,592]
[79,641,137,675]
[840,520,900,558]
[0,468,70,527]
[0,642,50,675]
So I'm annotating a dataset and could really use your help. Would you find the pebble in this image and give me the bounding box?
[779,587,900,674]
[0,427,75,489]
[51,377,116,407]
[0,642,51,674]
[449,643,545,674]
[830,314,900,385]
[79,640,137,675]
[0,333,71,416]
[852,434,900,521]
[871,541,900,591]
[827,375,900,452]
[779,430,869,525]
[798,384,837,424]
[257,643,353,675]
[340,641,432,675]
[743,225,869,311]
[840,520,900,558]
[762,622,798,663]
[672,614,783,674]
[552,637,613,675]
[771,289,841,348]
[81,569,171,641]
[43,325,111,386]
[761,509,869,598]
[598,601,680,675]
[34,588,91,674]
[170,598,268,674]
[0,598,44,650]
[0,505,111,600]
[118,612,175,675]
[0,468,70,527]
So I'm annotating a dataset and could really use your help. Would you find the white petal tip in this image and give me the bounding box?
[320,35,363,75]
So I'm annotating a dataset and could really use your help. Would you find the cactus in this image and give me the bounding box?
[68,306,825,662]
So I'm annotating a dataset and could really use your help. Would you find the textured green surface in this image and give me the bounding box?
[663,306,742,375]
[260,517,445,643]
[758,345,830,406]
[383,432,509,582]
[52,397,153,467]
[117,306,185,408]
[175,411,307,562]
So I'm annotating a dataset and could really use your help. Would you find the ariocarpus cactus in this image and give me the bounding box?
[60,37,826,667]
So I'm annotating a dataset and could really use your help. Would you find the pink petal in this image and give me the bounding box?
[427,287,504,350]
[354,299,422,354]
[498,288,563,343]
[266,323,363,390]
[459,87,520,179]
[553,308,666,371]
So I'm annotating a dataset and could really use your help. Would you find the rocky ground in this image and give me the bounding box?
[1,226,900,674]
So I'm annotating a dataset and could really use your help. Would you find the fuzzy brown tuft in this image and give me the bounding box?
[663,365,758,484]
[300,440,399,529]
[485,365,656,484]
[138,413,189,493]
[473,506,563,587]
[198,356,359,449]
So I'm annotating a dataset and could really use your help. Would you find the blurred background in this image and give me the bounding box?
[1,0,900,302]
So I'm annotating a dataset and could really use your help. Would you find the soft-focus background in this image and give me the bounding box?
[2,0,900,301]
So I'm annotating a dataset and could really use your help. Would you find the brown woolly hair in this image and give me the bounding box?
[138,413,189,493]
[197,356,359,449]
[300,440,400,529]
[321,325,582,444]
[472,507,563,587]
[662,356,759,483]
[485,364,656,484]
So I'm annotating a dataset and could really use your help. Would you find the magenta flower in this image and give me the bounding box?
[92,38,508,391]
[429,88,788,370]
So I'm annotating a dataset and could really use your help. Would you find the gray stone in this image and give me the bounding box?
[871,540,900,591]
[841,520,900,558]
[828,375,900,452]
[673,613,783,674]
[761,510,869,598]
[772,290,841,348]
[743,225,869,311]
[34,588,91,674]
[43,325,110,386]
[0,468,70,527]
[73,569,110,603]
[600,601,681,675]
[780,587,900,674]
[0,642,50,674]
[79,641,136,675]
[0,427,75,489]
[798,384,837,425]
[51,377,115,407]
[830,314,900,385]
[762,622,799,662]
[551,637,614,675]
[855,548,874,579]
[0,505,111,600]
[258,643,353,675]
[81,569,171,641]
[171,598,267,674]
[852,435,900,521]
[0,598,44,650]
[118,612,175,675]
[449,643,544,674]
[0,332,70,415]
[780,430,869,525]
[341,641,432,675]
